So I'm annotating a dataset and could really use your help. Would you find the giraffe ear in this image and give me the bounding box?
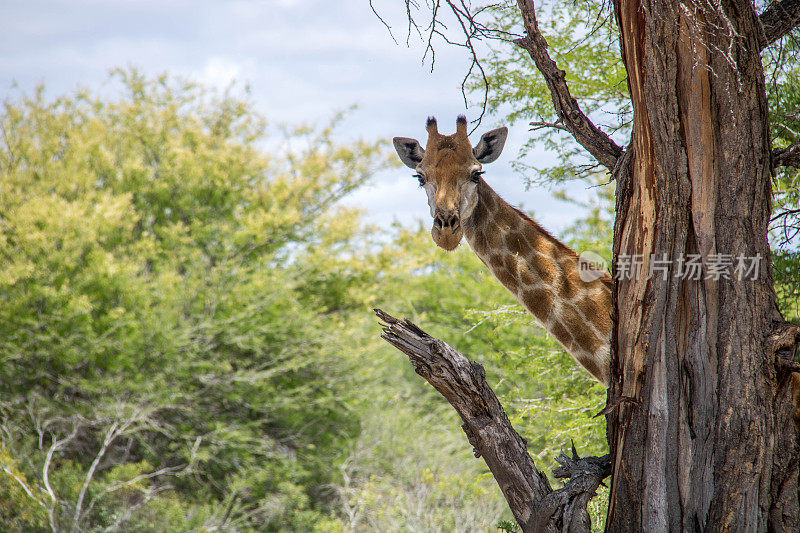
[473,127,508,164]
[393,137,425,169]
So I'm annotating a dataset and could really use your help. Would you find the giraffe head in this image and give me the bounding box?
[393,116,508,250]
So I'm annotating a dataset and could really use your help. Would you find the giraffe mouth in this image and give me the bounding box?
[431,224,463,251]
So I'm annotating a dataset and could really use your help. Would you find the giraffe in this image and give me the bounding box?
[393,116,612,385]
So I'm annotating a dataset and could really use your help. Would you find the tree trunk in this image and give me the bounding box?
[608,1,800,530]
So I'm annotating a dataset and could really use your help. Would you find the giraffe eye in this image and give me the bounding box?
[414,173,425,186]
[471,170,485,183]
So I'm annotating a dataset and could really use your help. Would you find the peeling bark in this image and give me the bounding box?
[608,0,800,530]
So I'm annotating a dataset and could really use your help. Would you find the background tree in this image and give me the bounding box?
[0,70,386,531]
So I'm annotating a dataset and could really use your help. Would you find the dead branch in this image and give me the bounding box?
[773,142,800,169]
[529,119,570,132]
[43,418,82,531]
[513,0,624,172]
[84,436,200,529]
[374,308,610,533]
[771,208,800,223]
[71,420,124,533]
[770,322,800,366]
[0,463,47,509]
[760,0,800,50]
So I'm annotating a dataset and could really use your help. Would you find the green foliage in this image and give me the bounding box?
[764,34,800,257]
[0,447,48,532]
[764,34,800,321]
[472,0,628,185]
[774,251,800,321]
[3,68,578,532]
[557,177,615,264]
[334,404,506,531]
[0,69,385,531]
[497,519,521,532]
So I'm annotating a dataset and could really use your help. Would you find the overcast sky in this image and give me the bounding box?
[1,0,591,233]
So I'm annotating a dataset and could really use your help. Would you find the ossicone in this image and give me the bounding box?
[426,116,438,135]
[455,115,468,137]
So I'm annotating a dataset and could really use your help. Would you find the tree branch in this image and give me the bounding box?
[0,463,47,509]
[773,142,800,169]
[43,419,81,532]
[71,419,124,533]
[512,0,624,172]
[759,0,800,50]
[374,308,610,533]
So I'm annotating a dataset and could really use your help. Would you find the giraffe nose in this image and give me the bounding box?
[434,211,460,231]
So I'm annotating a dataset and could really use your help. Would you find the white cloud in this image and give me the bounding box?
[196,57,252,89]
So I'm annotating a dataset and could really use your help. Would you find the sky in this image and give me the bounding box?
[0,0,592,234]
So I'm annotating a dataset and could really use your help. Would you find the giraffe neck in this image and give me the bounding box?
[462,182,612,385]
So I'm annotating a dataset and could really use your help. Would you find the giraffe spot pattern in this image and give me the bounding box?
[531,253,557,285]
[518,262,538,286]
[521,287,554,322]
[576,296,611,337]
[485,227,502,251]
[503,254,518,276]
[561,306,603,355]
[522,226,546,250]
[460,182,613,386]
[495,209,518,230]
[489,254,505,272]
[494,266,515,289]
[472,232,489,254]
[505,232,532,257]
[557,269,581,300]
[576,352,602,383]
[550,320,577,351]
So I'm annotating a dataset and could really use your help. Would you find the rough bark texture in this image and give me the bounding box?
[608,1,800,531]
[374,309,610,533]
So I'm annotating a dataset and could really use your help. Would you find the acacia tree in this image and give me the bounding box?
[376,0,800,530]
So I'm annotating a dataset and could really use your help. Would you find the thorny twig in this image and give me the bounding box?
[374,0,518,131]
